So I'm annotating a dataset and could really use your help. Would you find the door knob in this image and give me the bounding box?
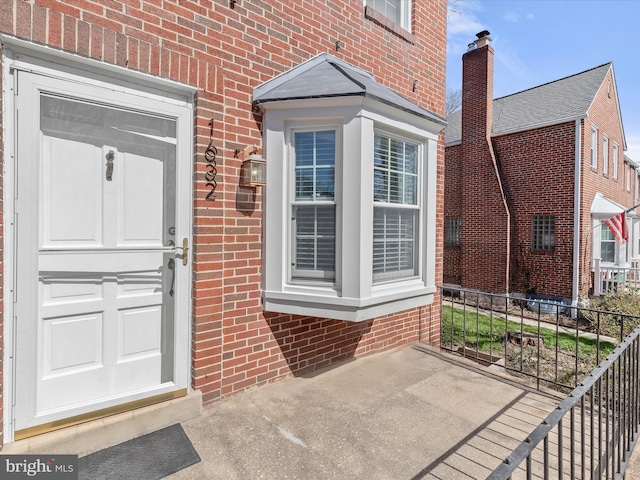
[172,237,189,266]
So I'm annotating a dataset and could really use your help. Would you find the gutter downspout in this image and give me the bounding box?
[572,119,582,311]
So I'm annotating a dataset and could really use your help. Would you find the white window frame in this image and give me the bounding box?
[613,143,619,179]
[289,127,339,282]
[365,0,412,31]
[602,135,609,175]
[590,126,598,169]
[372,130,421,282]
[592,218,628,267]
[261,97,439,321]
[600,223,616,263]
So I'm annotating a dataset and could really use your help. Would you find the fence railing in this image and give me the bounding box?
[593,258,640,295]
[438,286,640,479]
[487,318,640,479]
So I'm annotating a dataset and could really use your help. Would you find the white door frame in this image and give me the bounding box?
[2,37,195,444]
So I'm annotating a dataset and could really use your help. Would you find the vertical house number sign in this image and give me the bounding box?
[204,119,218,200]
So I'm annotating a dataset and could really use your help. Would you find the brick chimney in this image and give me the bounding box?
[460,31,511,294]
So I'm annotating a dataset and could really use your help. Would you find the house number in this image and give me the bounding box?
[204,119,218,201]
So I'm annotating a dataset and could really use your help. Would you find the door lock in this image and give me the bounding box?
[172,237,189,266]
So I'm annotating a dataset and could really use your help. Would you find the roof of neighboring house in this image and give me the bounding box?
[445,63,613,145]
[253,53,446,125]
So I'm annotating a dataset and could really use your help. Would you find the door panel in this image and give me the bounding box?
[14,71,191,434]
[119,150,166,245]
[42,136,103,246]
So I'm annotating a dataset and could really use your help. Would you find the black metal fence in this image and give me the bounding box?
[439,287,640,479]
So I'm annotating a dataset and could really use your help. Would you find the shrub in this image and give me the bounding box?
[582,288,640,339]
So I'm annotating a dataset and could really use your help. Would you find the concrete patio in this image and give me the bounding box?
[170,345,562,479]
[10,343,640,479]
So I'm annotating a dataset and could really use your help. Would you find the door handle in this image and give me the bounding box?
[106,150,115,181]
[172,237,189,266]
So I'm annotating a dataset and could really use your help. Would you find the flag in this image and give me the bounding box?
[605,211,629,244]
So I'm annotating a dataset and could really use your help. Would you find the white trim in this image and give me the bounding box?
[590,125,599,169]
[1,35,196,100]
[572,119,581,308]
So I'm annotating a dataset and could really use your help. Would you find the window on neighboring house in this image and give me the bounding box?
[626,162,631,192]
[445,217,461,246]
[603,135,609,175]
[590,126,598,169]
[366,0,412,31]
[601,223,616,263]
[292,130,336,280]
[613,143,619,179]
[531,215,555,251]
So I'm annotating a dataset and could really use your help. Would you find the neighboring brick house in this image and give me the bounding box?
[444,31,637,305]
[0,1,447,448]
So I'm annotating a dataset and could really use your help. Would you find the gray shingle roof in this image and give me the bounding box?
[445,63,612,145]
[253,53,446,125]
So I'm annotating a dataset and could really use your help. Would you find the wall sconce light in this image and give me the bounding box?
[240,145,266,187]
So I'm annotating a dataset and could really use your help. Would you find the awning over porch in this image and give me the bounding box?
[591,192,626,218]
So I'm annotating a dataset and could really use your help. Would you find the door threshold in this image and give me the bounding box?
[4,390,202,455]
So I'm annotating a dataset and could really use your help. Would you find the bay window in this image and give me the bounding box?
[254,53,445,321]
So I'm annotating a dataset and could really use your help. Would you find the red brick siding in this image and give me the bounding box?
[444,144,462,284]
[493,123,576,299]
[459,44,510,293]
[0,0,447,438]
[578,68,631,297]
[445,65,631,301]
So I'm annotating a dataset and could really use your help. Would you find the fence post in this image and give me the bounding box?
[594,257,602,296]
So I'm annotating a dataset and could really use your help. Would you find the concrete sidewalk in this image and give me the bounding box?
[171,345,561,480]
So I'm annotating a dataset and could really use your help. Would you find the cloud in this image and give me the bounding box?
[526,12,535,20]
[447,0,485,55]
[503,11,520,23]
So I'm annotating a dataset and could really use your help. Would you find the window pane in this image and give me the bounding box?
[373,133,418,206]
[295,131,335,201]
[601,224,616,263]
[368,0,403,27]
[294,205,335,274]
[373,207,416,279]
[532,215,555,250]
[445,218,461,246]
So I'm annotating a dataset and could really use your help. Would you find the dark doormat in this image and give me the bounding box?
[79,424,200,480]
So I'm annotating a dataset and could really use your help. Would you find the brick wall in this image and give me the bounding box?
[459,42,510,293]
[578,67,631,297]
[493,123,576,299]
[443,144,462,285]
[0,0,446,436]
[445,63,631,301]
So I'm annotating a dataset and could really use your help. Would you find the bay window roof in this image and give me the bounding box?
[253,53,446,126]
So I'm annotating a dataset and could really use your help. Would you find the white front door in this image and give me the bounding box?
[12,70,192,437]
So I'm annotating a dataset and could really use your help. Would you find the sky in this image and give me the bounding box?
[446,0,640,162]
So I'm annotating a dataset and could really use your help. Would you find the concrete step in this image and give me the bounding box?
[2,391,202,457]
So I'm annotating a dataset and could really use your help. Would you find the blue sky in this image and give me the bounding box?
[446,0,640,161]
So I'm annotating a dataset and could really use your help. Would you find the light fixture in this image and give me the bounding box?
[240,145,266,187]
